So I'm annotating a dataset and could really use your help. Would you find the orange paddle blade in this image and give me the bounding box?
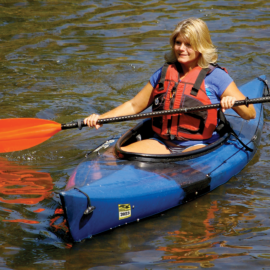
[0,118,62,153]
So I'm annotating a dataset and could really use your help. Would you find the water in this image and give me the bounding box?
[0,0,269,269]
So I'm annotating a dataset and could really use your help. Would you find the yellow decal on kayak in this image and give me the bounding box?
[118,204,131,220]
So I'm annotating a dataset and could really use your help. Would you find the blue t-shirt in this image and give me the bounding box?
[149,66,233,146]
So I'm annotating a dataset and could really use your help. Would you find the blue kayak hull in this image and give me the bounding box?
[60,76,266,242]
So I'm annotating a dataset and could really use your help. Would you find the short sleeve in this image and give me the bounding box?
[204,68,233,103]
[149,67,162,88]
[206,68,233,97]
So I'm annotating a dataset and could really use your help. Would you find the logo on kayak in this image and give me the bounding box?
[118,204,131,220]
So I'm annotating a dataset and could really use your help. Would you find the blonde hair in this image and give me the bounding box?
[165,18,218,68]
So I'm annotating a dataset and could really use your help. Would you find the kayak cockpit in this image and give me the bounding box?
[115,118,230,162]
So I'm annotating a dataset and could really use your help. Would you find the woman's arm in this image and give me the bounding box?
[84,82,154,129]
[220,81,256,120]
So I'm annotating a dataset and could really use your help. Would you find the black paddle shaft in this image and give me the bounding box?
[61,96,270,130]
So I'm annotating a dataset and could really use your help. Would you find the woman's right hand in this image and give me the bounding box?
[83,82,154,130]
[84,114,103,130]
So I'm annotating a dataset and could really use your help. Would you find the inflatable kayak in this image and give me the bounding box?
[60,76,267,242]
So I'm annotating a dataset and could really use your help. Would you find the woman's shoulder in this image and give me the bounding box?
[205,64,233,96]
[209,64,230,76]
[207,65,233,83]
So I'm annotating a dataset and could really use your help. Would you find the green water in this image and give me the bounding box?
[0,0,269,269]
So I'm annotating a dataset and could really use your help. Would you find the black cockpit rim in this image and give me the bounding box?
[115,119,230,163]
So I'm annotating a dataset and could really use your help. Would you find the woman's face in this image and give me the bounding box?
[173,34,200,67]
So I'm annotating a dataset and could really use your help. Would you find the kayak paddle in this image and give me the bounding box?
[0,96,270,153]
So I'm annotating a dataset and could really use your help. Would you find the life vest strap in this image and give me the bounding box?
[191,68,210,96]
[158,62,169,91]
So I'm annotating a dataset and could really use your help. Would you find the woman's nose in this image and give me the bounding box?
[179,43,185,50]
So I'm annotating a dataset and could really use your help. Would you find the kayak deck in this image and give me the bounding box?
[60,76,266,242]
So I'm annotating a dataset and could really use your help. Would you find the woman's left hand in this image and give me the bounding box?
[220,96,236,112]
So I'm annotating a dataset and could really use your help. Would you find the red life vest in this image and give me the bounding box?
[151,62,223,141]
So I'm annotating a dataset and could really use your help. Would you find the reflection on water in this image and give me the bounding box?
[157,201,251,267]
[0,160,53,205]
[0,0,269,269]
[0,158,53,226]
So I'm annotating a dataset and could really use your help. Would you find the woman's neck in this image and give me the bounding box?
[181,62,198,74]
[179,62,198,79]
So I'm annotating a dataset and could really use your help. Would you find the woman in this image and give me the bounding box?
[84,18,256,154]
